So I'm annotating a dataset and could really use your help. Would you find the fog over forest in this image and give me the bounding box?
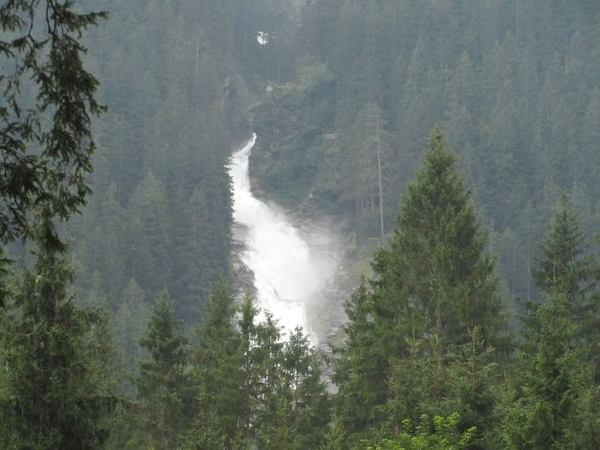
[2,1,600,449]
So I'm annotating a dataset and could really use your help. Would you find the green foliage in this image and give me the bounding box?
[531,193,597,303]
[188,285,331,449]
[390,128,505,348]
[333,279,391,436]
[362,413,476,450]
[114,278,150,395]
[528,192,600,367]
[190,281,244,446]
[502,293,592,449]
[319,416,347,450]
[253,0,600,306]
[252,64,336,207]
[339,102,394,243]
[0,1,106,246]
[386,327,502,449]
[334,128,506,444]
[121,290,192,450]
[66,0,237,322]
[502,195,600,449]
[0,222,116,449]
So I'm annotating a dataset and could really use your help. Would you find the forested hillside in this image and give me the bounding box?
[252,0,600,303]
[3,1,600,449]
[65,0,312,324]
[66,1,243,323]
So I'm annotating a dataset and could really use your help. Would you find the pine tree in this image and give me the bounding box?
[332,279,393,436]
[236,298,330,450]
[0,220,116,449]
[247,312,285,447]
[114,278,150,396]
[364,413,476,450]
[389,127,505,348]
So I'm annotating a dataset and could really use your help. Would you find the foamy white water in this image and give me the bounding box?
[229,134,332,341]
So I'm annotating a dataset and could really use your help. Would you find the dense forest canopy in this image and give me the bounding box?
[252,0,600,304]
[2,0,600,448]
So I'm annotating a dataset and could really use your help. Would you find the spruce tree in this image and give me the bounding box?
[529,193,599,354]
[332,279,392,435]
[268,326,331,450]
[531,193,596,304]
[113,278,150,396]
[502,292,593,449]
[0,220,116,449]
[388,127,504,348]
[334,128,506,442]
[131,289,192,450]
[501,193,600,448]
[190,281,244,447]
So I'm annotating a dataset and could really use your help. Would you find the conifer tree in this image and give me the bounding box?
[0,219,116,449]
[0,2,106,246]
[334,128,506,442]
[131,289,192,450]
[531,193,596,304]
[502,292,593,449]
[332,279,392,435]
[525,193,600,388]
[272,326,331,450]
[190,281,244,447]
[363,413,476,450]
[389,128,505,348]
[114,278,150,396]
[501,194,600,448]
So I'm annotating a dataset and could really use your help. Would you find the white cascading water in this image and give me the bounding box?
[229,134,334,342]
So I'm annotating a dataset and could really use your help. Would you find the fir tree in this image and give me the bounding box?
[502,194,600,448]
[271,326,331,450]
[388,128,504,348]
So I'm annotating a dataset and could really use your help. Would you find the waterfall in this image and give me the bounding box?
[229,134,335,341]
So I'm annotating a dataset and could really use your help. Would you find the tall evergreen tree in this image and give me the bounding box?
[502,194,600,448]
[334,128,506,442]
[0,219,116,449]
[532,193,596,301]
[502,292,596,449]
[130,289,192,450]
[528,193,600,366]
[189,281,244,447]
[388,128,505,348]
[113,278,150,396]
[277,327,331,450]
